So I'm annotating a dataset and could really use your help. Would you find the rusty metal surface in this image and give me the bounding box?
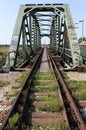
[48,49,86,130]
[1,48,86,130]
[48,52,70,129]
[1,49,43,130]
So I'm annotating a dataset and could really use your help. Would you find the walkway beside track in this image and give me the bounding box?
[39,48,49,72]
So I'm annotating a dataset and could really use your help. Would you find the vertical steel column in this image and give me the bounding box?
[53,16,56,51]
[29,15,33,54]
[63,20,67,62]
[35,21,38,51]
[24,14,31,56]
[64,4,80,67]
[59,17,64,55]
[33,18,37,52]
[22,18,27,60]
[51,22,54,49]
[57,14,60,54]
[50,29,52,47]
[55,15,58,52]
[31,17,34,52]
[50,26,52,47]
[23,16,29,58]
[38,28,41,49]
[36,26,40,49]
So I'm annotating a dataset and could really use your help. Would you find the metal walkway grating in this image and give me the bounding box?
[39,48,49,72]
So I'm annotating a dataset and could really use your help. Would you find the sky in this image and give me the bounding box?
[0,0,86,44]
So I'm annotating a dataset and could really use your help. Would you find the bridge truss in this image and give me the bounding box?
[3,4,80,71]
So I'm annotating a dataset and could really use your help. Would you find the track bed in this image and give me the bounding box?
[1,48,86,130]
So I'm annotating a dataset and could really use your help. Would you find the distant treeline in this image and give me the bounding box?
[0,45,25,47]
[0,44,9,47]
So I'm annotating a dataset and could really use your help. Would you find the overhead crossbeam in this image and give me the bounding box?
[36,13,54,16]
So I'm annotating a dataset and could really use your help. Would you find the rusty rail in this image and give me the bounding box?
[47,49,86,130]
[1,48,86,130]
[1,49,43,130]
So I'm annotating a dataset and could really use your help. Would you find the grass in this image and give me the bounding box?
[32,76,57,92]
[34,72,54,80]
[5,113,19,130]
[34,123,68,130]
[62,71,86,100]
[27,71,67,129]
[29,93,35,101]
[69,80,86,88]
[69,80,86,100]
[0,81,9,87]
[33,71,56,87]
[36,94,57,101]
[34,80,56,87]
[37,100,63,112]
[10,88,18,96]
[15,71,28,84]
[0,45,9,71]
[31,85,57,92]
[31,72,62,112]
[29,93,58,101]
[62,71,69,81]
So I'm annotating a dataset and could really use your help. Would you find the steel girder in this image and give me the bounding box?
[3,4,80,72]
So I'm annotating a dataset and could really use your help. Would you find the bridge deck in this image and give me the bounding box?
[39,48,49,72]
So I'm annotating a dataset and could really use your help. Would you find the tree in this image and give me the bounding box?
[78,37,86,43]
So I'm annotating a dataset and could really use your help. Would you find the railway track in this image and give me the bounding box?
[0,48,86,130]
[47,49,86,130]
[0,48,43,130]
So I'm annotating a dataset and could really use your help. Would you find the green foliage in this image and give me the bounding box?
[15,71,28,84]
[34,72,54,80]
[62,71,86,100]
[22,90,27,97]
[10,88,18,96]
[69,80,86,88]
[78,37,86,43]
[16,48,24,64]
[34,72,55,87]
[36,94,57,101]
[32,75,57,92]
[21,123,26,129]
[69,80,86,100]
[51,123,68,130]
[62,71,69,81]
[37,100,62,112]
[29,93,35,101]
[31,71,62,112]
[5,113,19,130]
[30,94,58,101]
[0,46,9,71]
[0,54,6,71]
[34,123,67,130]
[34,80,56,87]
[0,81,9,87]
[32,85,57,92]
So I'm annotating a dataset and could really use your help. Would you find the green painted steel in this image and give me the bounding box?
[3,4,81,72]
[79,44,86,64]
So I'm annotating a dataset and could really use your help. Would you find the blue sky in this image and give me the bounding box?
[0,0,86,44]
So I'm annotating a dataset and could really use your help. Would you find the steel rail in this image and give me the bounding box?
[47,50,86,130]
[47,51,70,129]
[1,49,43,130]
[17,50,44,129]
[17,48,70,129]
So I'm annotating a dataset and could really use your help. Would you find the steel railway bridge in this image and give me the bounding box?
[3,3,81,72]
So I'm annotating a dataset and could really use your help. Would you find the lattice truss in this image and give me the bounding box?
[4,4,80,70]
